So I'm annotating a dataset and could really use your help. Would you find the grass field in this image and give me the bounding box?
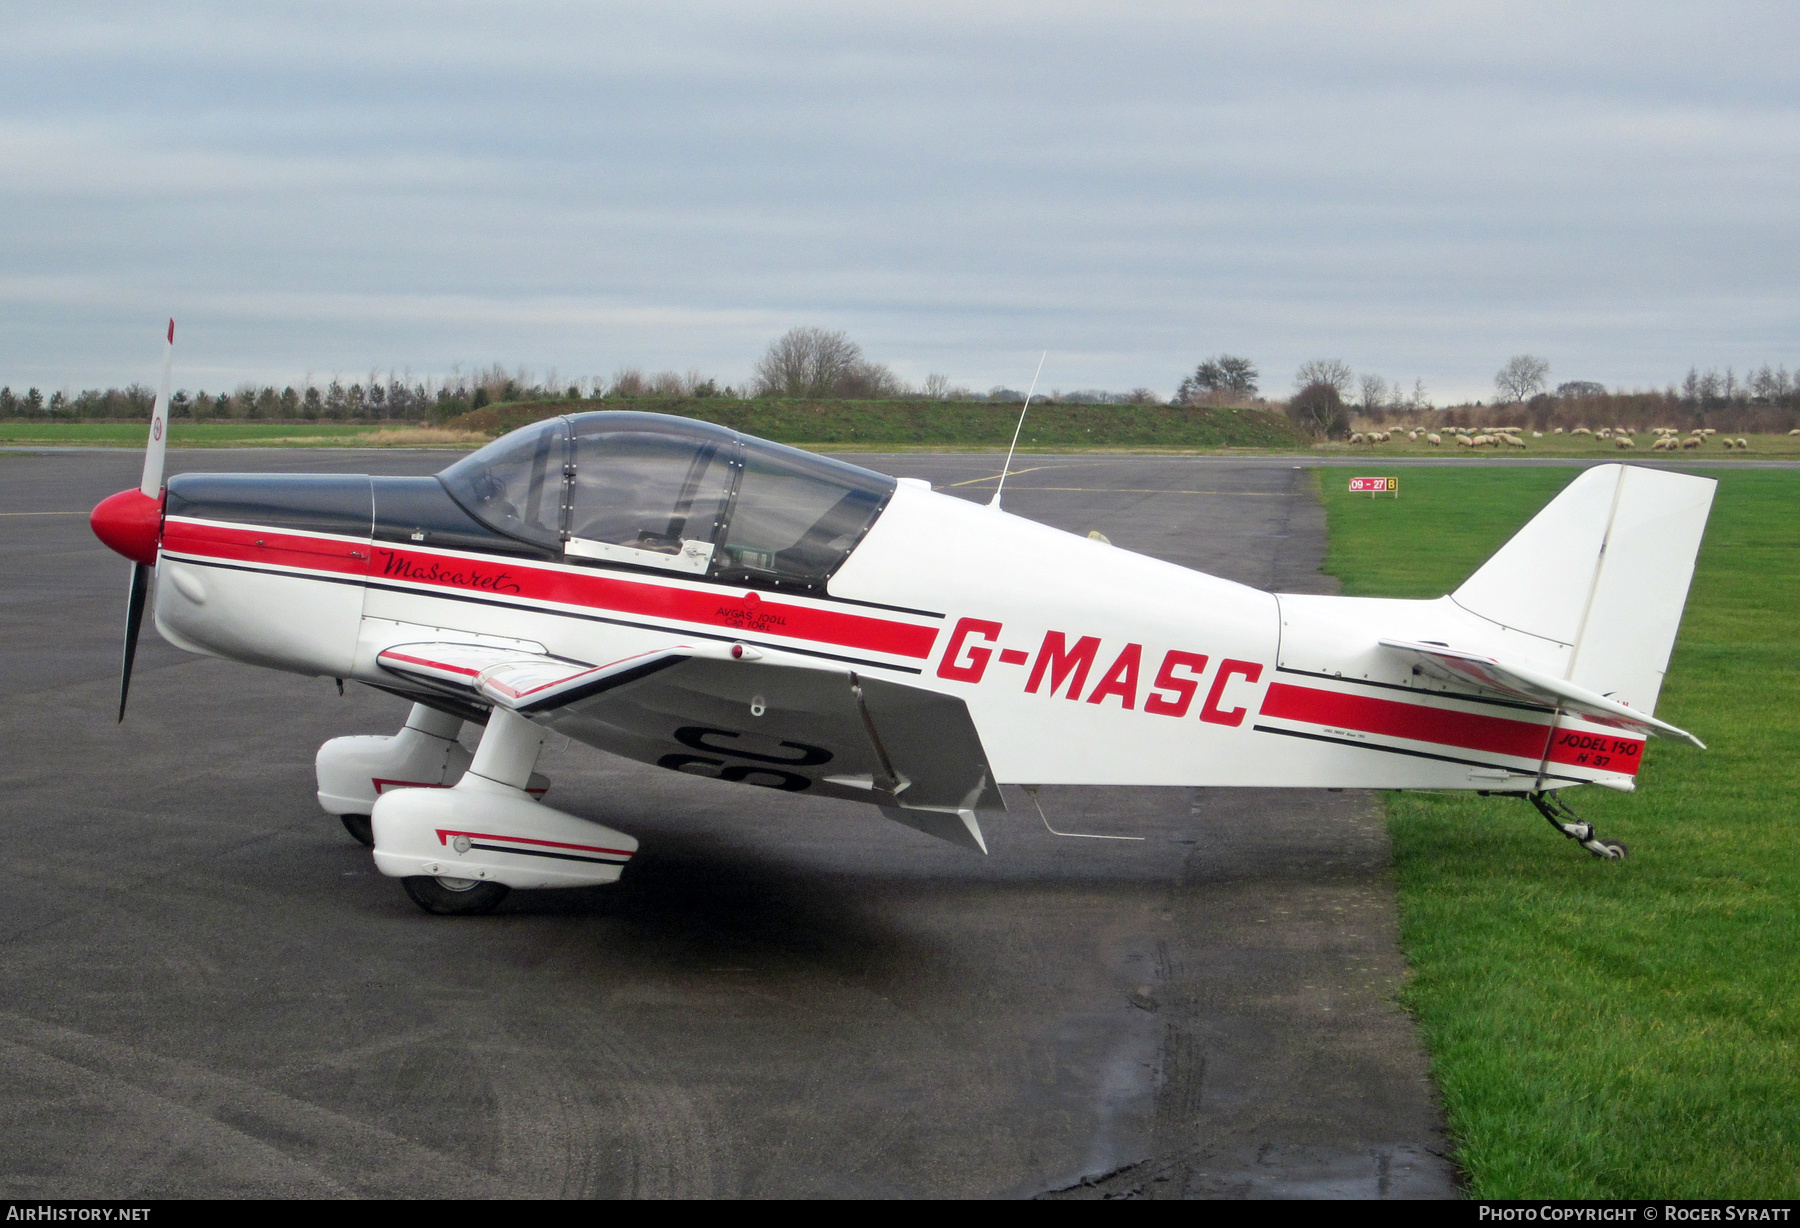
[1330,430,1800,460]
[0,421,486,447]
[0,421,460,444]
[1321,466,1800,1198]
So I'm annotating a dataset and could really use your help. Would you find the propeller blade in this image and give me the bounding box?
[119,561,151,722]
[140,318,174,499]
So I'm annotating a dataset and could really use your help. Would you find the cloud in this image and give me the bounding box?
[3,1,1798,400]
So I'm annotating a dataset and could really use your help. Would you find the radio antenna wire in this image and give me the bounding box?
[989,351,1047,510]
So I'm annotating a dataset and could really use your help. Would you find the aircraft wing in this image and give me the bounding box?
[376,641,1003,852]
[1378,638,1705,748]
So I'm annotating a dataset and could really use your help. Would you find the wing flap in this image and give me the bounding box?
[544,653,1002,851]
[376,640,1004,853]
[1379,638,1704,748]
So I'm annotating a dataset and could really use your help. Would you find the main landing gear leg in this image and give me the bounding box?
[316,702,471,846]
[371,707,637,918]
[398,708,546,915]
[1528,791,1627,860]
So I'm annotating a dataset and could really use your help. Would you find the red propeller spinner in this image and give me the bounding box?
[91,486,163,566]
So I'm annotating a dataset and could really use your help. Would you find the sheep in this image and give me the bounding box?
[1504,434,1527,448]
[1735,438,1749,449]
[1349,432,1365,445]
[1532,430,1543,437]
[1614,435,1635,449]
[1455,434,1475,447]
[1426,432,1442,446]
[1789,428,1800,436]
[1553,426,1565,434]
[1407,431,1418,441]
[1681,436,1701,450]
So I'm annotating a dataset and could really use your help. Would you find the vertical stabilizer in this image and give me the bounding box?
[1451,464,1715,715]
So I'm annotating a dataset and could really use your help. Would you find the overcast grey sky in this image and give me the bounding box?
[4,1,1797,402]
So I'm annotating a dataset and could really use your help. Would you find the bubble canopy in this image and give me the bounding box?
[438,412,897,595]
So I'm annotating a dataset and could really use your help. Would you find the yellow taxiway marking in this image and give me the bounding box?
[977,486,1288,497]
[946,465,1057,488]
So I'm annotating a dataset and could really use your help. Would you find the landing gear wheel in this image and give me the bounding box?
[340,813,374,846]
[1527,792,1628,862]
[402,875,511,916]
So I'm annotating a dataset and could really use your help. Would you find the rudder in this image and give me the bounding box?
[1450,464,1716,716]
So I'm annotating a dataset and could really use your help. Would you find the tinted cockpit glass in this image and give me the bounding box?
[437,411,894,593]
[713,439,893,593]
[568,417,737,552]
[436,417,568,548]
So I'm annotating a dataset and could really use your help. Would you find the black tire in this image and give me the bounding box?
[1598,841,1628,860]
[401,875,510,916]
[340,813,374,846]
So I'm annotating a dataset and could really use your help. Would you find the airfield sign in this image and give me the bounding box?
[1349,476,1399,498]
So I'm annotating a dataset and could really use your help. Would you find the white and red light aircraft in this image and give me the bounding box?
[92,326,1714,915]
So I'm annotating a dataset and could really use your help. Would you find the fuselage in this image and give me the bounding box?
[140,413,1646,797]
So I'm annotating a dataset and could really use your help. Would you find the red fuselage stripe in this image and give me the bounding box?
[1259,682,1643,774]
[162,519,938,659]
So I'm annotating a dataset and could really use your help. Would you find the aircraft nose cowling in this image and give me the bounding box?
[91,487,163,566]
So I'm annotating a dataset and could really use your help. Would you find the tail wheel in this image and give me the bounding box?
[402,875,510,916]
[340,813,374,846]
[1594,840,1628,861]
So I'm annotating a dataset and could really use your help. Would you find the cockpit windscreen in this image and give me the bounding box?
[436,417,567,549]
[439,411,895,594]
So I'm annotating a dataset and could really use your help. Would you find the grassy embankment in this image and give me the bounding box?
[446,396,1311,450]
[1321,467,1800,1198]
[6,406,1796,455]
[0,399,1308,451]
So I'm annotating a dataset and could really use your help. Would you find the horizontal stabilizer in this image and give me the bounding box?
[1379,638,1705,749]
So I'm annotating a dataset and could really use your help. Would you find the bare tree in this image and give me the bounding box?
[753,327,865,398]
[1294,359,1354,396]
[1287,380,1349,439]
[1495,354,1550,404]
[922,373,951,400]
[1357,373,1388,411]
[1177,354,1259,403]
[835,361,904,398]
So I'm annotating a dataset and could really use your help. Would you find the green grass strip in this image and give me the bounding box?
[1321,466,1800,1198]
[0,421,393,444]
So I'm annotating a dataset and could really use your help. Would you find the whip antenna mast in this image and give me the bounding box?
[989,350,1047,510]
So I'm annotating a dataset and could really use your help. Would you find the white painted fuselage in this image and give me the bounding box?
[153,479,1653,801]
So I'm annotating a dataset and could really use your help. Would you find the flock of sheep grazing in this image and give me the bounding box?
[1346,424,1757,451]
